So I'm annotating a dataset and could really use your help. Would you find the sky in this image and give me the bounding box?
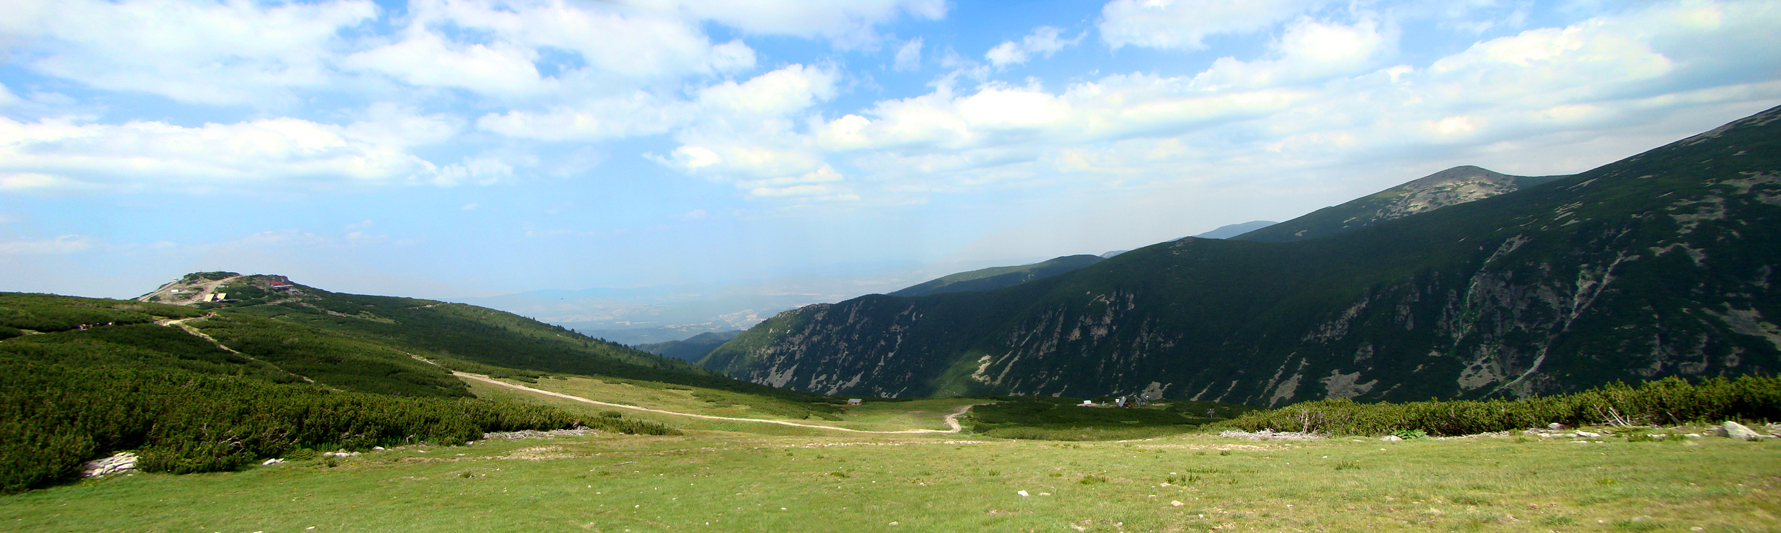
[3,0,1780,302]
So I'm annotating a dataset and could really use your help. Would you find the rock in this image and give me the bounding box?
[1717,421,1765,441]
[80,452,138,478]
[373,446,385,451]
[1171,501,1185,507]
[1381,435,1403,442]
[261,458,284,466]
[1575,431,1602,438]
[1548,423,1566,430]
[1017,490,1029,497]
[1684,434,1703,439]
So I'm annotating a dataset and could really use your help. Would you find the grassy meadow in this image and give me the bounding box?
[3,375,1778,532]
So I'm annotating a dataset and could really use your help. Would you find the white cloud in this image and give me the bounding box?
[1099,0,1335,50]
[0,113,484,193]
[627,0,948,48]
[985,27,1081,68]
[1189,18,1393,90]
[2,0,376,106]
[894,38,924,71]
[697,64,840,117]
[659,0,1781,206]
[0,235,97,255]
[477,92,696,141]
[0,83,20,107]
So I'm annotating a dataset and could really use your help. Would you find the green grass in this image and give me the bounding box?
[4,420,1776,532]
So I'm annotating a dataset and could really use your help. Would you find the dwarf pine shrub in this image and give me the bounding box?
[1225,375,1781,436]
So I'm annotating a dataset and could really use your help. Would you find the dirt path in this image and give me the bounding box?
[156,314,316,384]
[456,372,981,434]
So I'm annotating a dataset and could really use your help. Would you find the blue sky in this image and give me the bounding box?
[4,0,1780,301]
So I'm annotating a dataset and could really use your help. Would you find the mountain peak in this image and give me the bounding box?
[1234,166,1565,242]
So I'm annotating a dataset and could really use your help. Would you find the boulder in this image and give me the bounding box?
[1381,435,1403,442]
[1575,431,1602,438]
[1717,421,1765,441]
[80,452,138,478]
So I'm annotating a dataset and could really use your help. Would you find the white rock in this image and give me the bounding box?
[262,458,284,466]
[1381,435,1403,442]
[1171,500,1184,507]
[1017,490,1029,497]
[1685,434,1703,438]
[1548,423,1565,430]
[80,452,138,478]
[1717,421,1765,441]
[1576,431,1601,438]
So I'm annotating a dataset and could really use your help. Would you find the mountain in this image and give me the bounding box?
[636,330,744,362]
[701,105,1781,405]
[887,255,1106,297]
[1234,166,1566,242]
[1194,220,1277,239]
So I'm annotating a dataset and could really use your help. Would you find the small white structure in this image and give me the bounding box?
[1080,400,1094,406]
[846,399,862,406]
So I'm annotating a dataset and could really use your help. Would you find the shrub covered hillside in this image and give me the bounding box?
[1226,375,1781,436]
[0,292,674,494]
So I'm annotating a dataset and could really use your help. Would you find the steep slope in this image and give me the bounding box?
[1236,166,1565,242]
[703,106,1781,405]
[888,255,1105,297]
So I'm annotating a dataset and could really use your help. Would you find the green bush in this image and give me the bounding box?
[1226,376,1781,436]
[0,361,582,493]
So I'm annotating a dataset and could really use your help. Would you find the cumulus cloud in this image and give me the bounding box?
[1,0,376,106]
[984,26,1081,68]
[627,0,947,48]
[674,0,1781,204]
[1099,0,1335,50]
[0,110,487,193]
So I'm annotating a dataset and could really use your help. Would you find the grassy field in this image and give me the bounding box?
[3,378,1778,532]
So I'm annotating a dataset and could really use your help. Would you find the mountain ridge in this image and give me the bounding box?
[701,106,1781,406]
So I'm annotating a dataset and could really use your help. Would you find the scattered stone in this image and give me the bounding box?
[1684,434,1703,439]
[1575,431,1602,438]
[373,446,386,451]
[1171,501,1185,507]
[480,427,593,441]
[1717,421,1766,441]
[1017,490,1029,497]
[322,451,360,458]
[889,522,899,526]
[81,452,137,478]
[1219,429,1325,441]
[262,458,284,466]
[1381,435,1403,442]
[1548,423,1566,430]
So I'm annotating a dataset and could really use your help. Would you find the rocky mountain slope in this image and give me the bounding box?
[701,106,1781,405]
[1236,166,1565,242]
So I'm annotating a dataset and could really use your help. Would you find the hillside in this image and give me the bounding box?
[888,255,1106,297]
[1235,166,1565,242]
[637,330,744,362]
[134,273,803,396]
[702,105,1781,405]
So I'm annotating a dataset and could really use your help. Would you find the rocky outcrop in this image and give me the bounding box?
[80,452,137,478]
